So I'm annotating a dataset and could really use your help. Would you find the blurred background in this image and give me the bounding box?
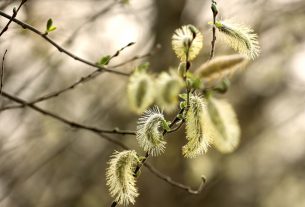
[1,0,305,206]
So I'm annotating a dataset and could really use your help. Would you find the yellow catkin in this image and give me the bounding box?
[156,71,184,112]
[207,97,241,153]
[182,95,217,158]
[195,54,248,83]
[127,71,155,114]
[106,150,139,206]
[172,25,203,61]
[215,20,260,59]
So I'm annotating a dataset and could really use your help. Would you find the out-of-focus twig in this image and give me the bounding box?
[0,49,8,94]
[1,91,136,142]
[0,11,130,77]
[209,0,218,60]
[0,0,27,37]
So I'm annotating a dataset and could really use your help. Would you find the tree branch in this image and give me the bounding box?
[0,11,130,77]
[209,0,218,60]
[0,49,7,94]
[1,91,136,146]
[0,0,27,37]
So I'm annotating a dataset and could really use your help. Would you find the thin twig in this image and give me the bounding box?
[0,11,129,77]
[0,0,27,37]
[0,49,8,94]
[144,162,206,194]
[209,0,218,60]
[1,91,136,145]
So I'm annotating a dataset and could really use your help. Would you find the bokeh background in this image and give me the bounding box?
[1,0,305,207]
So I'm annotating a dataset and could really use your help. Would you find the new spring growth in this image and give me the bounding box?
[136,107,170,156]
[172,25,203,61]
[106,150,140,206]
[195,54,248,83]
[127,64,155,114]
[156,70,184,112]
[207,97,241,153]
[213,20,260,59]
[182,95,216,158]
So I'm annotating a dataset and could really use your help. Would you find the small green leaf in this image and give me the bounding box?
[161,120,170,131]
[179,101,187,109]
[178,93,187,100]
[45,18,57,34]
[136,62,150,73]
[48,26,57,32]
[46,18,53,30]
[99,55,111,65]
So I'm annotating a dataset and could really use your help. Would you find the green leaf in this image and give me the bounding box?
[136,62,150,73]
[161,120,170,131]
[99,55,111,66]
[46,18,53,30]
[48,26,57,32]
[178,93,187,100]
[179,101,186,109]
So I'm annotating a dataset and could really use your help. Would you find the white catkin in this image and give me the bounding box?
[207,97,241,153]
[172,25,203,61]
[182,95,216,158]
[215,20,260,59]
[106,150,140,206]
[136,107,167,156]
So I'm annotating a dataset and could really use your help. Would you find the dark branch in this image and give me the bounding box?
[144,162,206,194]
[209,0,218,60]
[0,49,8,94]
[1,91,135,148]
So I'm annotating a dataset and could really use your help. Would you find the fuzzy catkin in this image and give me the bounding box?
[136,107,167,156]
[106,150,139,206]
[215,20,260,59]
[172,25,203,61]
[195,54,248,83]
[156,71,184,112]
[207,97,241,153]
[127,71,155,114]
[182,95,216,158]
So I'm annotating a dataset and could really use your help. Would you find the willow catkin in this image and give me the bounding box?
[172,25,203,61]
[182,95,216,158]
[156,71,184,112]
[127,71,155,114]
[207,97,241,153]
[106,150,140,206]
[215,20,260,59]
[195,54,248,83]
[136,107,168,156]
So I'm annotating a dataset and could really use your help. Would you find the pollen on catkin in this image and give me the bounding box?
[182,95,216,158]
[127,70,155,114]
[172,25,203,61]
[195,54,248,83]
[207,97,241,153]
[136,107,168,156]
[156,70,184,112]
[106,150,140,206]
[215,20,260,59]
